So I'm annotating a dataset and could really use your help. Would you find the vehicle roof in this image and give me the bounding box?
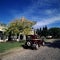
[26,35,38,39]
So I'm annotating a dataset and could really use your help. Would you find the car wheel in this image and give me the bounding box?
[35,44,39,50]
[27,42,31,46]
[42,42,45,46]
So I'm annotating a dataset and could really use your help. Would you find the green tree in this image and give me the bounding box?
[5,17,36,41]
[36,28,42,36]
[48,27,60,38]
[41,26,48,37]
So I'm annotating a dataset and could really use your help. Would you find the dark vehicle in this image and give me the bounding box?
[25,35,45,49]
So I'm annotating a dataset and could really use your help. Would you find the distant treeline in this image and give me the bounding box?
[36,26,60,38]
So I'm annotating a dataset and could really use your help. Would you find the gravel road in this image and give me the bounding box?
[1,39,60,60]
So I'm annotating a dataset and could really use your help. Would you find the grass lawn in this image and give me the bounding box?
[0,40,25,53]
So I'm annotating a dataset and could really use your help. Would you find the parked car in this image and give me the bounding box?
[25,35,45,50]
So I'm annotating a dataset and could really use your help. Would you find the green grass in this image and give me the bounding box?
[0,40,25,53]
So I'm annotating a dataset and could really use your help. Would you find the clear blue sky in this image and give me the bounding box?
[0,0,60,28]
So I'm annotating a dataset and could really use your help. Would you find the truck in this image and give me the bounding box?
[25,35,45,50]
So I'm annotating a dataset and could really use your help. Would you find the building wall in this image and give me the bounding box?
[0,26,6,40]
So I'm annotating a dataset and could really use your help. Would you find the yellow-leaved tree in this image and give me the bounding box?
[5,17,36,41]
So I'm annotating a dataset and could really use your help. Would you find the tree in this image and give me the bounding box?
[5,17,36,41]
[36,28,42,36]
[36,26,60,38]
[36,26,48,37]
[41,26,48,37]
[48,27,60,38]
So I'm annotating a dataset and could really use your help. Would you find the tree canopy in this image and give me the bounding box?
[36,26,60,38]
[5,17,36,36]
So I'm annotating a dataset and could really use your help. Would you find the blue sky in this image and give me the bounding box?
[0,0,60,28]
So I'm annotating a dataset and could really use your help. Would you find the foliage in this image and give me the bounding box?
[41,26,48,37]
[36,28,41,36]
[6,20,20,35]
[36,26,60,38]
[48,28,60,38]
[36,26,48,37]
[5,18,36,40]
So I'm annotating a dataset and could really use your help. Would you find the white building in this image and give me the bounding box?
[0,24,7,42]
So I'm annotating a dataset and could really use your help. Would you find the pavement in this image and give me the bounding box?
[1,39,60,60]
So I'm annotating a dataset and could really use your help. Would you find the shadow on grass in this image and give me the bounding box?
[45,39,60,49]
